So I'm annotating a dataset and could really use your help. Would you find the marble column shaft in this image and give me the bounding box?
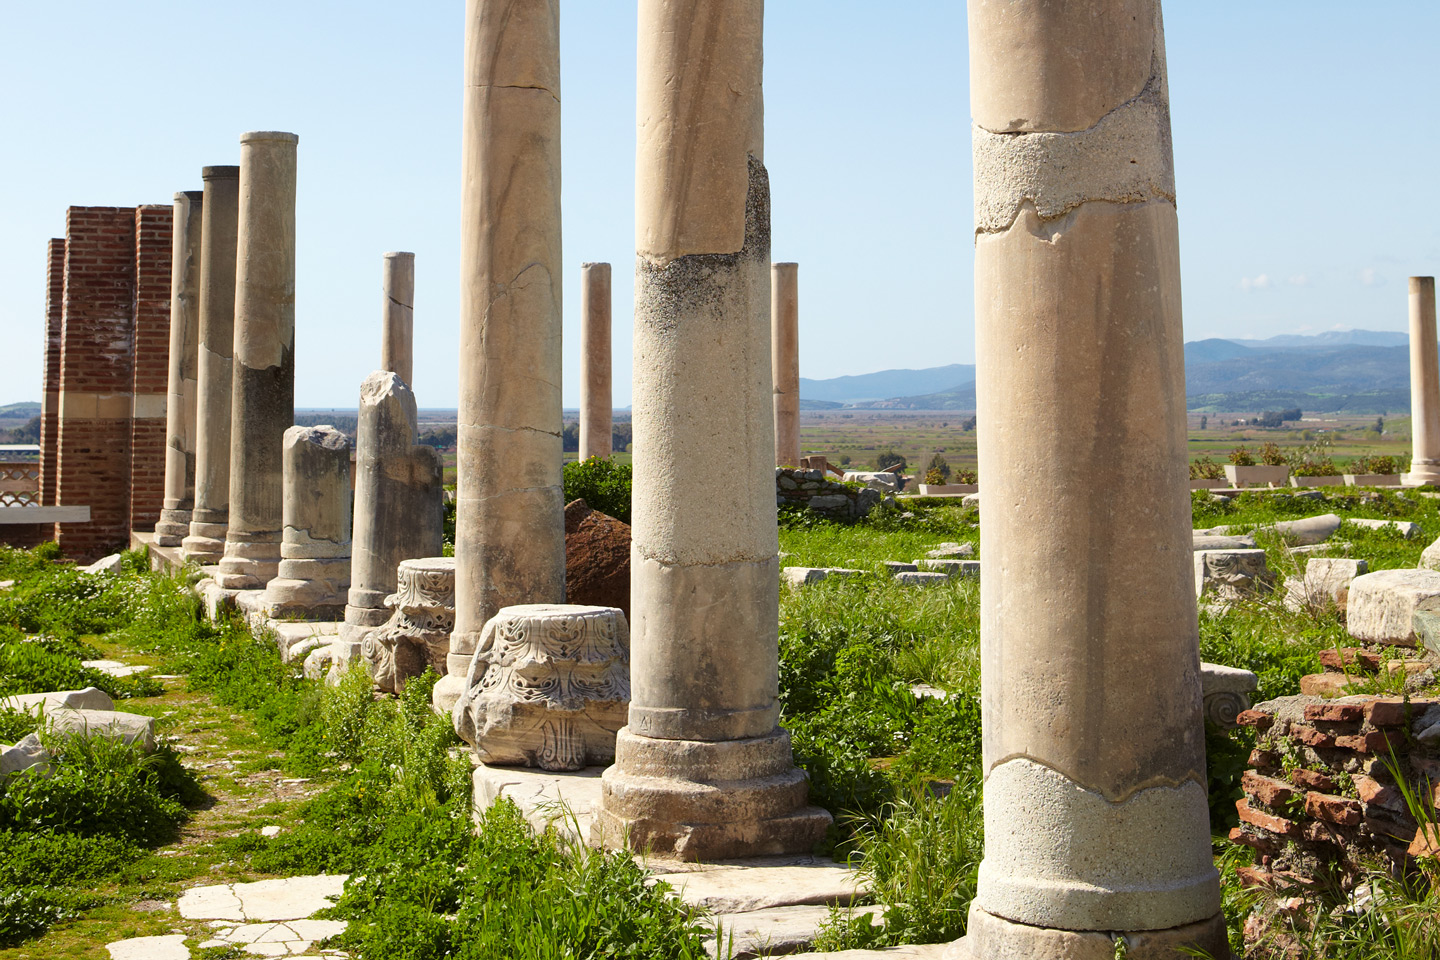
[579,262,612,460]
[957,1,1224,956]
[598,0,830,861]
[343,371,445,641]
[382,252,415,387]
[446,0,566,694]
[156,190,204,545]
[216,132,298,589]
[771,262,800,467]
[1407,277,1440,485]
[256,426,352,619]
[182,166,240,564]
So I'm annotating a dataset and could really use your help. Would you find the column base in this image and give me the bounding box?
[154,508,192,546]
[340,601,390,643]
[946,905,1231,960]
[597,726,831,861]
[431,651,474,715]
[216,540,281,590]
[181,521,229,565]
[254,578,349,621]
[1402,471,1440,487]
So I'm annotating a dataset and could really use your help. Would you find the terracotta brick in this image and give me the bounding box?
[1290,768,1338,793]
[1237,798,1298,837]
[1236,865,1273,889]
[1319,648,1382,672]
[1243,770,1302,809]
[1306,791,1363,827]
[1300,673,1354,697]
[1305,702,1365,723]
[1291,724,1337,749]
[1354,774,1406,813]
[1229,826,1278,855]
[1237,709,1274,731]
[1408,824,1440,858]
[1335,731,1401,755]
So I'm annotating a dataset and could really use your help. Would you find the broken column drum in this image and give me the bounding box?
[1407,277,1440,486]
[381,252,415,386]
[956,0,1226,956]
[441,0,566,712]
[215,132,298,589]
[771,262,800,467]
[597,0,831,860]
[155,190,204,545]
[579,262,612,460]
[453,603,630,770]
[343,371,444,642]
[363,556,456,694]
[181,166,240,564]
[255,425,352,619]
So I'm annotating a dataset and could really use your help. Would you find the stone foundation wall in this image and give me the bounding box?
[1233,693,1440,890]
[775,468,887,521]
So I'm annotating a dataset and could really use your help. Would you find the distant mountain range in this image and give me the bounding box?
[800,330,1416,415]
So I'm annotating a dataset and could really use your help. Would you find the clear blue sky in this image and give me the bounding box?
[2,2,1437,409]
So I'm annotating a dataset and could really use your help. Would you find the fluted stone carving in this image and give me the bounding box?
[363,557,456,694]
[453,604,629,772]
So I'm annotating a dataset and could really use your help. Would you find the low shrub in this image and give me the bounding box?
[562,457,633,524]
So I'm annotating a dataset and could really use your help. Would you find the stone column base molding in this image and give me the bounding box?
[154,508,192,546]
[597,727,831,861]
[362,557,455,694]
[945,905,1229,960]
[181,520,229,565]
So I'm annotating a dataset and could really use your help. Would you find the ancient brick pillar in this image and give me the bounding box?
[38,238,65,507]
[129,204,174,534]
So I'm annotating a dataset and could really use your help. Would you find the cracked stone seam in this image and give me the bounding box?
[985,753,1205,804]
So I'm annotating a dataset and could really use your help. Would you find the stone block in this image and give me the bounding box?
[1347,568,1440,646]
[781,567,864,586]
[1191,533,1257,551]
[916,559,980,579]
[1420,535,1440,571]
[1348,518,1422,540]
[453,604,629,770]
[3,687,114,713]
[46,708,155,751]
[924,542,975,559]
[1199,662,1258,728]
[880,561,918,575]
[893,572,950,587]
[1194,549,1274,602]
[0,733,50,778]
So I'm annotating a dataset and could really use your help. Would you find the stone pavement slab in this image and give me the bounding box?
[178,875,348,922]
[708,904,885,958]
[787,946,949,960]
[107,935,190,960]
[657,859,869,914]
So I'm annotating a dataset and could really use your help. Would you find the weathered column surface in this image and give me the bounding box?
[381,252,415,386]
[155,190,204,545]
[955,2,1225,957]
[255,426,351,619]
[182,166,240,564]
[597,0,831,861]
[771,261,800,467]
[579,261,612,460]
[1406,277,1440,486]
[215,133,298,589]
[342,371,444,642]
[442,0,566,710]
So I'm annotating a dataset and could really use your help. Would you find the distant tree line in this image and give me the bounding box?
[561,422,634,453]
[1253,408,1302,428]
[0,416,40,444]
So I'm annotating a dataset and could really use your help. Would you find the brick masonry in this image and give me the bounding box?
[129,205,173,531]
[38,238,65,506]
[34,205,174,563]
[1232,693,1440,890]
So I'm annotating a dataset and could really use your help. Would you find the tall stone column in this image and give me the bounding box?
[771,261,800,467]
[597,0,830,860]
[182,166,240,564]
[215,133,298,589]
[1406,277,1440,486]
[954,2,1225,957]
[155,190,204,546]
[342,371,444,642]
[579,262,612,460]
[255,425,352,619]
[442,0,565,710]
[381,252,414,386]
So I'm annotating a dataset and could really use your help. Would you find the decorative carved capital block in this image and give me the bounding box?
[362,557,455,694]
[452,604,630,771]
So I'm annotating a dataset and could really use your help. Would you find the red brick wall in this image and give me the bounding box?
[38,238,65,506]
[129,205,173,531]
[54,207,137,563]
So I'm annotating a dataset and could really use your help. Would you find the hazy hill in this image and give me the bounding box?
[798,364,975,404]
[0,402,40,418]
[799,330,1416,414]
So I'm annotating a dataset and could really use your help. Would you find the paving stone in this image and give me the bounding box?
[107,935,190,960]
[708,904,885,958]
[786,946,949,959]
[81,660,152,678]
[659,860,869,914]
[178,875,348,922]
[472,764,604,842]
